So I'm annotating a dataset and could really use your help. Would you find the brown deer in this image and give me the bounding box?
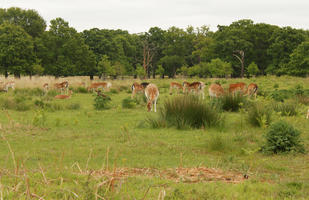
[187,82,205,99]
[54,90,73,99]
[131,82,149,99]
[182,81,191,93]
[169,82,183,95]
[145,84,159,112]
[87,82,111,92]
[229,82,246,95]
[54,81,69,94]
[3,81,15,92]
[43,83,49,94]
[209,83,224,98]
[245,83,258,99]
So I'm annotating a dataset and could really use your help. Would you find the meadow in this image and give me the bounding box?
[0,75,308,199]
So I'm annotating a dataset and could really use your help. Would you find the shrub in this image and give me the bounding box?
[32,110,47,127]
[147,95,223,129]
[294,84,304,96]
[269,89,292,102]
[93,95,111,110]
[219,93,247,112]
[296,95,309,105]
[261,121,305,154]
[74,87,88,93]
[272,102,298,116]
[247,103,272,127]
[122,97,136,109]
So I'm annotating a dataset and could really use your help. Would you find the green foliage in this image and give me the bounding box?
[294,84,304,96]
[156,65,165,77]
[208,58,233,77]
[247,103,272,127]
[93,94,111,110]
[272,102,298,116]
[135,64,146,79]
[73,87,88,94]
[248,62,259,76]
[261,121,305,154]
[147,95,223,129]
[217,93,247,112]
[122,97,136,109]
[32,109,46,127]
[287,41,309,77]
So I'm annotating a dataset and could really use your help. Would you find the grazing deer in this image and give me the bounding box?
[43,83,49,94]
[187,82,205,99]
[182,81,191,93]
[131,82,149,99]
[54,81,69,94]
[209,83,224,98]
[87,82,112,92]
[54,90,73,99]
[245,83,258,99]
[3,81,15,92]
[306,109,309,119]
[229,82,246,95]
[169,82,183,95]
[145,84,159,112]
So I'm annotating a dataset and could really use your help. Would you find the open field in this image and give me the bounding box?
[0,76,308,199]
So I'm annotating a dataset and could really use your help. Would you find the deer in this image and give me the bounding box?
[3,81,15,92]
[245,83,258,99]
[145,83,159,112]
[54,90,73,99]
[43,83,49,94]
[54,81,69,94]
[209,83,224,98]
[229,82,246,96]
[169,82,183,95]
[182,81,191,93]
[87,82,112,92]
[131,82,149,99]
[186,81,205,99]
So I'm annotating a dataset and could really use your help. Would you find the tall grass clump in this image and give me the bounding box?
[147,95,223,129]
[272,101,298,116]
[261,120,305,154]
[122,97,136,109]
[219,93,247,112]
[73,87,88,93]
[247,102,272,127]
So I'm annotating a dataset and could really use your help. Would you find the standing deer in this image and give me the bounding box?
[169,82,183,95]
[209,83,224,98]
[145,84,159,112]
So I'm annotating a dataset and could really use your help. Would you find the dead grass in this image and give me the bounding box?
[82,167,246,184]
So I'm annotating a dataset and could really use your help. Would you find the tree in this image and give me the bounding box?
[135,64,146,79]
[37,18,96,78]
[286,41,309,77]
[0,7,46,38]
[97,55,112,79]
[267,26,306,75]
[0,23,35,78]
[248,62,259,77]
[156,65,165,78]
[208,58,233,77]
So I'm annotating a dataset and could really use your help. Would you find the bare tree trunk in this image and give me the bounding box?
[233,50,245,78]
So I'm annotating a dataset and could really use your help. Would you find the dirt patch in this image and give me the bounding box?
[87,167,246,183]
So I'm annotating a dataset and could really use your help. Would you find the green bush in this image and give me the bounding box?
[93,95,111,110]
[219,93,247,112]
[272,102,298,116]
[247,103,272,127]
[122,97,136,109]
[261,121,305,154]
[269,89,292,102]
[147,95,223,129]
[74,87,88,93]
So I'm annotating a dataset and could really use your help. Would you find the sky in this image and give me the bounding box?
[1,0,309,33]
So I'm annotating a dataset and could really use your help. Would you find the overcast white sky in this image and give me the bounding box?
[1,0,309,33]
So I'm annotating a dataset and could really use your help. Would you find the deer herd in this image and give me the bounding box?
[0,79,307,118]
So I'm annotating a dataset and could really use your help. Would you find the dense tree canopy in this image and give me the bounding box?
[0,7,308,78]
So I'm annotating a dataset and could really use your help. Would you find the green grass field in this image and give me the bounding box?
[0,76,308,199]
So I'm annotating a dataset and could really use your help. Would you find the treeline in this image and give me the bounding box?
[0,7,309,79]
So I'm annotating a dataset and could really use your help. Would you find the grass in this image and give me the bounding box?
[0,75,308,199]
